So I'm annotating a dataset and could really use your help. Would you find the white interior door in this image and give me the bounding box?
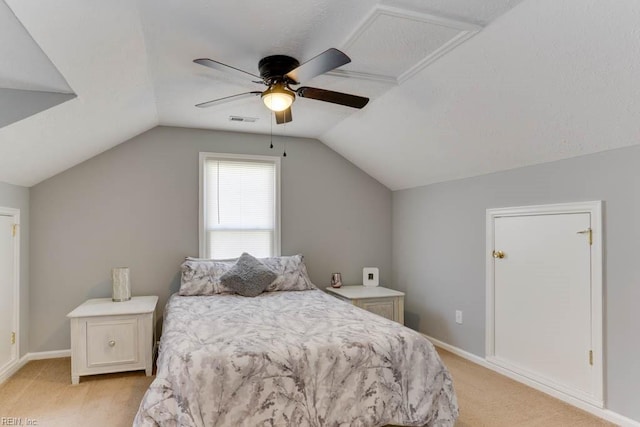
[0,214,16,371]
[487,202,603,406]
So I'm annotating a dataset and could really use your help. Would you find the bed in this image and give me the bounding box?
[134,256,458,426]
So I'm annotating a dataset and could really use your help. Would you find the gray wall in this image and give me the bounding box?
[0,181,29,358]
[30,126,392,353]
[392,144,640,421]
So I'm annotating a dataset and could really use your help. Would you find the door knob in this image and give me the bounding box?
[492,250,505,259]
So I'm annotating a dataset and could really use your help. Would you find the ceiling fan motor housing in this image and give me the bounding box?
[258,55,299,83]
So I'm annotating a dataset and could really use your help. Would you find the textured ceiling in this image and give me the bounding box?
[139,0,487,138]
[2,0,639,191]
[323,0,640,189]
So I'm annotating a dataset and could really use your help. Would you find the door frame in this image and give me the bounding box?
[485,201,603,407]
[0,207,20,376]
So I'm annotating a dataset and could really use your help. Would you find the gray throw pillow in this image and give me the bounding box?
[219,253,278,297]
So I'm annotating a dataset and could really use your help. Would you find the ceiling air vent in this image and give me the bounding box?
[229,116,258,123]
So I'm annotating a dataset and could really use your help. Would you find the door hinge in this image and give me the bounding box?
[577,228,592,245]
[589,350,593,366]
[11,332,15,345]
[11,224,18,237]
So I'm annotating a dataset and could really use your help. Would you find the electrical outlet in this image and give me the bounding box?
[455,310,463,324]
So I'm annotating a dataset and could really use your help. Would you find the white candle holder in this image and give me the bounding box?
[112,267,131,302]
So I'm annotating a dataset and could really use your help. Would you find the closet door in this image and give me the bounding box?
[487,202,603,407]
[0,214,16,371]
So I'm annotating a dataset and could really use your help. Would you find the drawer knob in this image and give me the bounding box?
[108,340,116,347]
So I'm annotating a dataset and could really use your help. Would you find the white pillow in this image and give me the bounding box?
[179,254,316,295]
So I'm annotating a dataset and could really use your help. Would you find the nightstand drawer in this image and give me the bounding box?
[356,298,396,320]
[86,318,138,367]
[325,286,405,324]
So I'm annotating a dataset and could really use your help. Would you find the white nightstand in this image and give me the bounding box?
[66,296,158,385]
[325,286,405,324]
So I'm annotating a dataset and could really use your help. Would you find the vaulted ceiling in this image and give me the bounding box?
[1,0,639,190]
[0,0,75,128]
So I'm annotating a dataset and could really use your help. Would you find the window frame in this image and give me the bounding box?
[199,152,281,259]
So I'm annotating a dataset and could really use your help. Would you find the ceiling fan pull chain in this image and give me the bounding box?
[269,110,274,149]
[282,123,287,157]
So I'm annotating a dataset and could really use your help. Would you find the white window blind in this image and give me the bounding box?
[201,154,279,259]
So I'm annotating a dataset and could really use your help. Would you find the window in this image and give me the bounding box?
[199,153,280,259]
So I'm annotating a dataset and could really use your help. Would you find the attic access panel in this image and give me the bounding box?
[332,5,481,84]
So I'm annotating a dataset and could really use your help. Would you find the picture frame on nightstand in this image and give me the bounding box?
[362,267,379,287]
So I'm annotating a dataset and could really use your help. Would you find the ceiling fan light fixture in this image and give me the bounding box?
[194,48,370,122]
[262,84,295,112]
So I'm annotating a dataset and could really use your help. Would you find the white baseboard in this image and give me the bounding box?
[0,354,30,384]
[0,349,71,384]
[424,334,640,427]
[26,349,71,360]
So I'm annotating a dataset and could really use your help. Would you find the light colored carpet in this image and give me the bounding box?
[0,358,152,427]
[438,349,616,427]
[0,351,617,426]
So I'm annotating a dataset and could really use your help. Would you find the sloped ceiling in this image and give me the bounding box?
[138,0,491,138]
[0,0,158,186]
[323,0,640,189]
[1,0,639,190]
[0,0,75,128]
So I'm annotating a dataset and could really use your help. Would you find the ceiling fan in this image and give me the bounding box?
[193,48,369,124]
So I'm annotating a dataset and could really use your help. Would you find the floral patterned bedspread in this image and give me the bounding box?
[134,290,458,427]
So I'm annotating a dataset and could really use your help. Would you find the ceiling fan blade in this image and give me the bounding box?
[296,87,369,109]
[195,91,262,108]
[285,48,350,84]
[194,58,262,80]
[275,107,292,124]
